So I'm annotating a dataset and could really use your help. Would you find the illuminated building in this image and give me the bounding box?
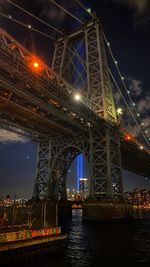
[79,178,88,200]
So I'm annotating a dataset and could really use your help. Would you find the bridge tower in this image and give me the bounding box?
[33,18,123,205]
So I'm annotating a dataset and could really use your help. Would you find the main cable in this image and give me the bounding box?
[7,0,63,35]
[74,0,95,18]
[50,0,84,24]
[109,69,150,147]
[103,33,149,146]
[0,12,55,40]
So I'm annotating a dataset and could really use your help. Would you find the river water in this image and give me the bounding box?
[16,209,150,267]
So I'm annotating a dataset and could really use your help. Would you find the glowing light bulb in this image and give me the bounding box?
[117,108,123,115]
[140,146,143,150]
[33,62,39,68]
[87,8,91,13]
[74,93,81,101]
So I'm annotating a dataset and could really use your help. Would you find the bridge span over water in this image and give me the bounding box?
[0,18,150,207]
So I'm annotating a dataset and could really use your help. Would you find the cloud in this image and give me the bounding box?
[127,0,149,14]
[128,77,143,97]
[114,90,122,105]
[113,0,150,28]
[0,129,29,144]
[41,6,66,22]
[114,0,149,14]
[137,96,150,113]
[36,0,75,22]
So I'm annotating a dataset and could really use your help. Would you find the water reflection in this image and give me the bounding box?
[14,209,150,267]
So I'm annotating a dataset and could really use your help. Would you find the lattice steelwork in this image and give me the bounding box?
[33,134,90,200]
[33,139,51,199]
[50,19,122,200]
[85,20,117,121]
[1,23,149,201]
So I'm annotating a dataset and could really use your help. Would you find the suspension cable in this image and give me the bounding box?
[49,0,84,24]
[109,68,150,147]
[74,0,95,19]
[0,12,55,40]
[103,33,149,146]
[73,0,149,145]
[7,0,63,35]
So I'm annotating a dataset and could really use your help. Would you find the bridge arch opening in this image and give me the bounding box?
[48,146,90,201]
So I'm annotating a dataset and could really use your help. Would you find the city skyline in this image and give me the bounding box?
[0,141,150,198]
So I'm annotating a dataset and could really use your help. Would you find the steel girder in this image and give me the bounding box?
[33,138,51,199]
[85,20,117,121]
[33,124,122,200]
[33,134,90,200]
[50,19,121,200]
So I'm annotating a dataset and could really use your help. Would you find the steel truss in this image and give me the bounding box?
[50,19,122,200]
[0,21,149,202]
[33,125,122,200]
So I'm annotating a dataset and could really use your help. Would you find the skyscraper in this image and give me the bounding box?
[79,178,88,200]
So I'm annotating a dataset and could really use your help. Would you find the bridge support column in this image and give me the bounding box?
[33,138,51,199]
[82,200,125,221]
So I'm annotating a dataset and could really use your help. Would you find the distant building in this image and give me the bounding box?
[79,178,88,200]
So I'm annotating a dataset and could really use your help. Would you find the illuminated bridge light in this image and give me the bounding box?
[117,108,123,115]
[140,146,144,150]
[33,61,39,68]
[124,134,132,141]
[74,93,81,101]
[87,8,91,13]
[27,56,43,73]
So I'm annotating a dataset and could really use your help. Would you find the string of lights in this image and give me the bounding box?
[103,34,149,146]
[7,0,63,35]
[73,0,149,147]
[0,12,55,40]
[5,0,87,84]
[73,0,94,18]
[3,0,149,147]
[109,69,150,148]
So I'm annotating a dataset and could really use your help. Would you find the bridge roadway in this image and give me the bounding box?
[0,28,150,177]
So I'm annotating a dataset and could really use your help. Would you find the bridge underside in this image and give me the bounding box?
[0,26,150,203]
[32,126,122,200]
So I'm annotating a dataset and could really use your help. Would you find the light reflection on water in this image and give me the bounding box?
[15,209,150,267]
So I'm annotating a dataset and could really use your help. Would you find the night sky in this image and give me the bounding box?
[0,0,150,198]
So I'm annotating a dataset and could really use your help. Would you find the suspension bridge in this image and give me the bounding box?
[0,0,150,220]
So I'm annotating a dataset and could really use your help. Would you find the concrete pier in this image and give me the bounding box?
[82,200,125,221]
